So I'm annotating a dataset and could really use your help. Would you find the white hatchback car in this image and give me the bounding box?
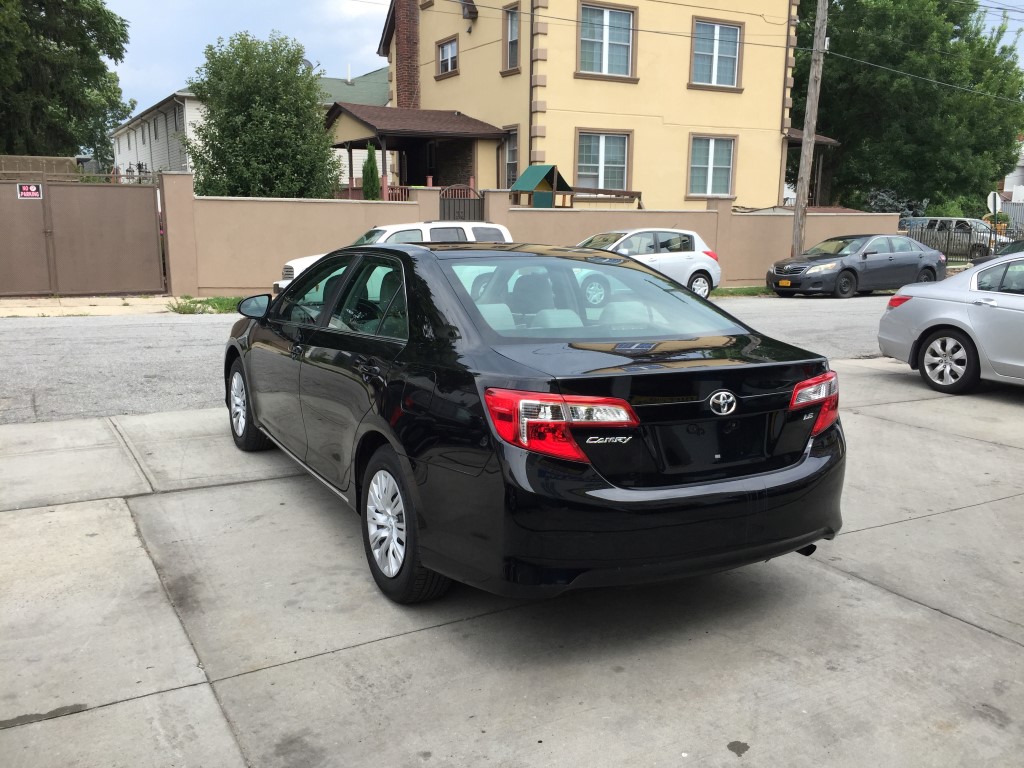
[273,221,513,294]
[577,228,721,300]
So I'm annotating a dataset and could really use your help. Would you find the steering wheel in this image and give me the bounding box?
[288,304,318,325]
[344,299,383,327]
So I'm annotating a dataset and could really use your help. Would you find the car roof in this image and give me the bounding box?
[369,220,508,229]
[361,242,617,262]
[596,227,700,236]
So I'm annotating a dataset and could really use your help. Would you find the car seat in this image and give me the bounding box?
[509,273,555,315]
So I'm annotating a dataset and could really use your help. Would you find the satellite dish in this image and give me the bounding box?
[300,58,313,70]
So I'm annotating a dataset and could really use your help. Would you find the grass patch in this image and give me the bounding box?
[166,296,243,314]
[713,285,774,297]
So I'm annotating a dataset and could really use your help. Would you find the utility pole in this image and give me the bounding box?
[792,0,830,258]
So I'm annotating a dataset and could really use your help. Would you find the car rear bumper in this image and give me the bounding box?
[877,313,916,365]
[416,423,845,597]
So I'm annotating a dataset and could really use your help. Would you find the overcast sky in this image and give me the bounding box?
[105,0,392,112]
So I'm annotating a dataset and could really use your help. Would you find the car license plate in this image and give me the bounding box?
[778,279,791,287]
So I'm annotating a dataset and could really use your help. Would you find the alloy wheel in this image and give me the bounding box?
[923,336,967,386]
[366,469,407,578]
[690,276,711,298]
[585,280,606,305]
[230,371,247,436]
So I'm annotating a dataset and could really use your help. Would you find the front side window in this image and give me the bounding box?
[505,130,518,187]
[504,6,520,71]
[618,232,657,255]
[438,38,458,76]
[692,21,740,87]
[329,257,408,339]
[868,237,892,254]
[274,254,356,326]
[384,229,425,244]
[580,5,633,77]
[977,264,1006,292]
[689,136,733,196]
[577,132,627,190]
[352,228,386,245]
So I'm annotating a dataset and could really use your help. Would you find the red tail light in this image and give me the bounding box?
[887,295,912,309]
[483,388,639,462]
[703,250,719,262]
[790,371,839,437]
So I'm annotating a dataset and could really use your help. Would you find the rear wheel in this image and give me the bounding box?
[917,329,980,394]
[915,268,935,283]
[833,271,857,299]
[687,271,713,298]
[228,359,271,451]
[361,445,451,603]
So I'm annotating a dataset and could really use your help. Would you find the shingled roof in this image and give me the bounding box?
[327,102,504,143]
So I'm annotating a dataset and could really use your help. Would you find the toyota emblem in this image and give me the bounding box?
[708,390,738,416]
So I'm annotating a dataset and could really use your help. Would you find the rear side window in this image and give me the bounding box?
[428,226,468,241]
[890,237,916,253]
[385,229,424,244]
[657,232,695,252]
[471,226,506,242]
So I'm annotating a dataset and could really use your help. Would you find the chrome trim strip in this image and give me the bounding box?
[259,427,352,508]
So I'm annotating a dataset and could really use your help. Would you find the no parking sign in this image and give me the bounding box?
[17,183,43,200]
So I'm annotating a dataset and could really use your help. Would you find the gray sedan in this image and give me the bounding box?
[878,254,1024,393]
[768,234,946,298]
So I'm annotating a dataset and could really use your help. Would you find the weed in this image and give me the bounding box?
[166,296,243,315]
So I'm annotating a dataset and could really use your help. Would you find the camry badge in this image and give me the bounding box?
[586,436,633,445]
[708,390,738,416]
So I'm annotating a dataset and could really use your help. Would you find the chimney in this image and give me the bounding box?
[394,0,420,109]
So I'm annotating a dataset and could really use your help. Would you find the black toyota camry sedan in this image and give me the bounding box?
[225,244,845,603]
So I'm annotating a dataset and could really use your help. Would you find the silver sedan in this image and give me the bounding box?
[878,254,1024,393]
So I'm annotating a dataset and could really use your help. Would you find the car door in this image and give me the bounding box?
[248,254,356,457]
[644,231,697,285]
[300,254,410,491]
[889,236,924,284]
[858,236,896,289]
[968,259,1024,379]
[615,231,658,267]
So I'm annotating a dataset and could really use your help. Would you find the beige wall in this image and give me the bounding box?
[162,173,898,295]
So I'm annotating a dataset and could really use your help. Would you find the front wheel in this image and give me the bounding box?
[361,446,451,603]
[833,271,857,299]
[228,359,271,451]
[917,329,980,394]
[687,271,713,298]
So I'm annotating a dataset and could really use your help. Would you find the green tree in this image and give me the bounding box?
[184,31,341,198]
[792,0,1024,210]
[362,147,381,200]
[0,0,133,160]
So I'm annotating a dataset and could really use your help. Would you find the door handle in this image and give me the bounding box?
[290,343,304,359]
[354,354,381,376]
[888,256,895,261]
[972,298,997,307]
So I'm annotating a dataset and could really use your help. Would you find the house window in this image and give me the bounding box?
[579,5,634,77]
[117,137,121,153]
[437,36,458,78]
[142,125,146,145]
[505,129,518,187]
[503,5,520,72]
[175,106,181,131]
[692,21,741,87]
[127,132,131,150]
[577,132,628,190]
[153,117,159,140]
[689,136,734,196]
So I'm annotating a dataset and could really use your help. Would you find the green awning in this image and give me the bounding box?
[510,164,573,193]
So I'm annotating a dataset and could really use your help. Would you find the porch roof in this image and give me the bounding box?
[327,102,505,149]
[785,128,841,147]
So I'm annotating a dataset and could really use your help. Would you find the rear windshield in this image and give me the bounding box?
[805,237,867,257]
[442,255,745,341]
[578,232,626,250]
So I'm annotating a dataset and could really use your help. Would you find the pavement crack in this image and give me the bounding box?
[847,407,1024,455]
[107,417,156,493]
[837,490,1024,537]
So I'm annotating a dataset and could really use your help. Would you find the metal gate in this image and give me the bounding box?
[439,184,484,221]
[0,177,164,296]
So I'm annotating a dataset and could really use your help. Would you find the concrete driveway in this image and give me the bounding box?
[1,358,1022,767]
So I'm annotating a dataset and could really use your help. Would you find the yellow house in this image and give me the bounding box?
[356,0,800,209]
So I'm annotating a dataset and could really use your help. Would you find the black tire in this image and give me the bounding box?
[969,244,988,261]
[857,290,874,296]
[361,445,452,604]
[687,271,713,298]
[915,268,935,283]
[227,358,271,451]
[833,270,857,299]
[582,275,611,306]
[917,329,980,394]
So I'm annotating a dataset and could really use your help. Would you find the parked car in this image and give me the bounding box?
[225,243,845,604]
[967,238,1024,266]
[576,228,721,299]
[272,221,513,294]
[767,234,946,298]
[878,253,1024,393]
[906,217,1010,261]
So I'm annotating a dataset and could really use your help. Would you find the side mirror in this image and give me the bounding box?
[862,250,877,258]
[238,294,271,319]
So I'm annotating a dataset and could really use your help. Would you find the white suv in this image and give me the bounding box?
[273,221,513,294]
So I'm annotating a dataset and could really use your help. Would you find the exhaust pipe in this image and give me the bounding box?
[796,544,817,557]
